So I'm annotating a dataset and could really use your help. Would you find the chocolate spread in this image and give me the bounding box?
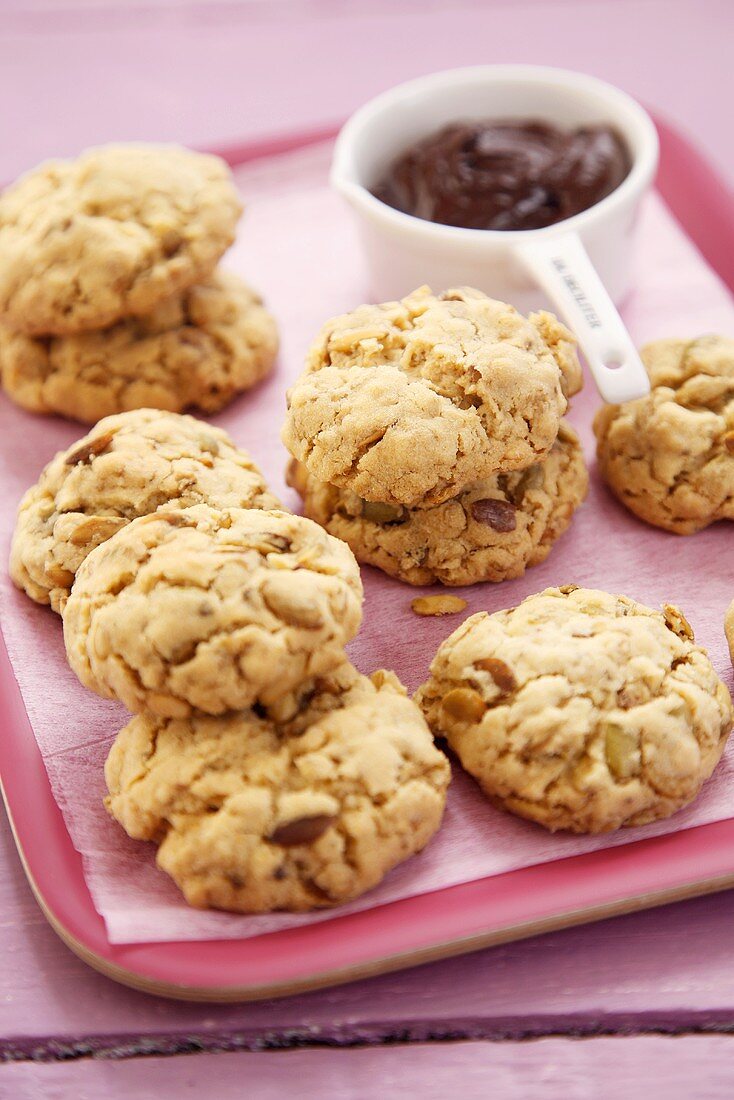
[372,120,631,231]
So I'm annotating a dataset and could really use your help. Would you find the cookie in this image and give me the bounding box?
[63,504,363,716]
[10,409,279,614]
[0,144,242,335]
[726,599,734,666]
[416,586,732,833]
[0,271,278,423]
[282,286,582,508]
[594,336,734,534]
[287,421,588,586]
[104,664,450,913]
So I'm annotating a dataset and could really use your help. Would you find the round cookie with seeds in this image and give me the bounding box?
[10,409,279,614]
[594,335,734,534]
[287,421,588,586]
[0,144,242,336]
[0,270,278,423]
[63,503,363,717]
[105,663,450,913]
[282,286,582,509]
[416,586,732,834]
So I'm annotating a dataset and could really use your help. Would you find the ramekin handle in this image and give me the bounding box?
[516,232,650,404]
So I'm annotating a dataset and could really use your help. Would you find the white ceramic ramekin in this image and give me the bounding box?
[331,65,659,402]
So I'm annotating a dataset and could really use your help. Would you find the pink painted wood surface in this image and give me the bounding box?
[6,1037,734,1100]
[0,0,732,188]
[1,0,733,1077]
[3,800,734,1054]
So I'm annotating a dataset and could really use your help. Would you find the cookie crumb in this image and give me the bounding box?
[411,595,467,617]
[662,603,694,641]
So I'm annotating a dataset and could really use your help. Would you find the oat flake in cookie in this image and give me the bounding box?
[594,335,734,534]
[0,271,278,423]
[288,421,588,586]
[10,409,279,614]
[282,286,582,509]
[63,504,363,717]
[0,144,242,335]
[104,664,450,913]
[416,586,733,834]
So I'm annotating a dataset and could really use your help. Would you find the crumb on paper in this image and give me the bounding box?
[411,595,468,617]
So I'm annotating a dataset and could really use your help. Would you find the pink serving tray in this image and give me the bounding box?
[1,116,733,1002]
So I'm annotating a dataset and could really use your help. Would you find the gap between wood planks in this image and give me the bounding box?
[3,1020,734,1064]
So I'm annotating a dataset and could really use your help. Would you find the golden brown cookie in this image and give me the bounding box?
[105,664,450,913]
[63,504,363,716]
[416,586,733,833]
[594,336,734,534]
[10,409,279,614]
[282,286,582,509]
[287,421,588,586]
[0,144,242,335]
[0,270,277,423]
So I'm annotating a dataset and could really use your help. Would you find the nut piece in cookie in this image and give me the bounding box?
[104,663,450,913]
[411,595,468,617]
[282,286,582,509]
[0,144,242,335]
[594,335,734,534]
[63,504,364,716]
[287,421,588,586]
[416,585,733,833]
[10,409,279,614]
[0,270,278,423]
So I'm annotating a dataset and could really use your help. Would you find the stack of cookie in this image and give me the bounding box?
[284,285,589,586]
[11,409,450,912]
[0,144,278,423]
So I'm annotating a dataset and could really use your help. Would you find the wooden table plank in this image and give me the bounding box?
[5,1037,734,1099]
[3,803,734,1054]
